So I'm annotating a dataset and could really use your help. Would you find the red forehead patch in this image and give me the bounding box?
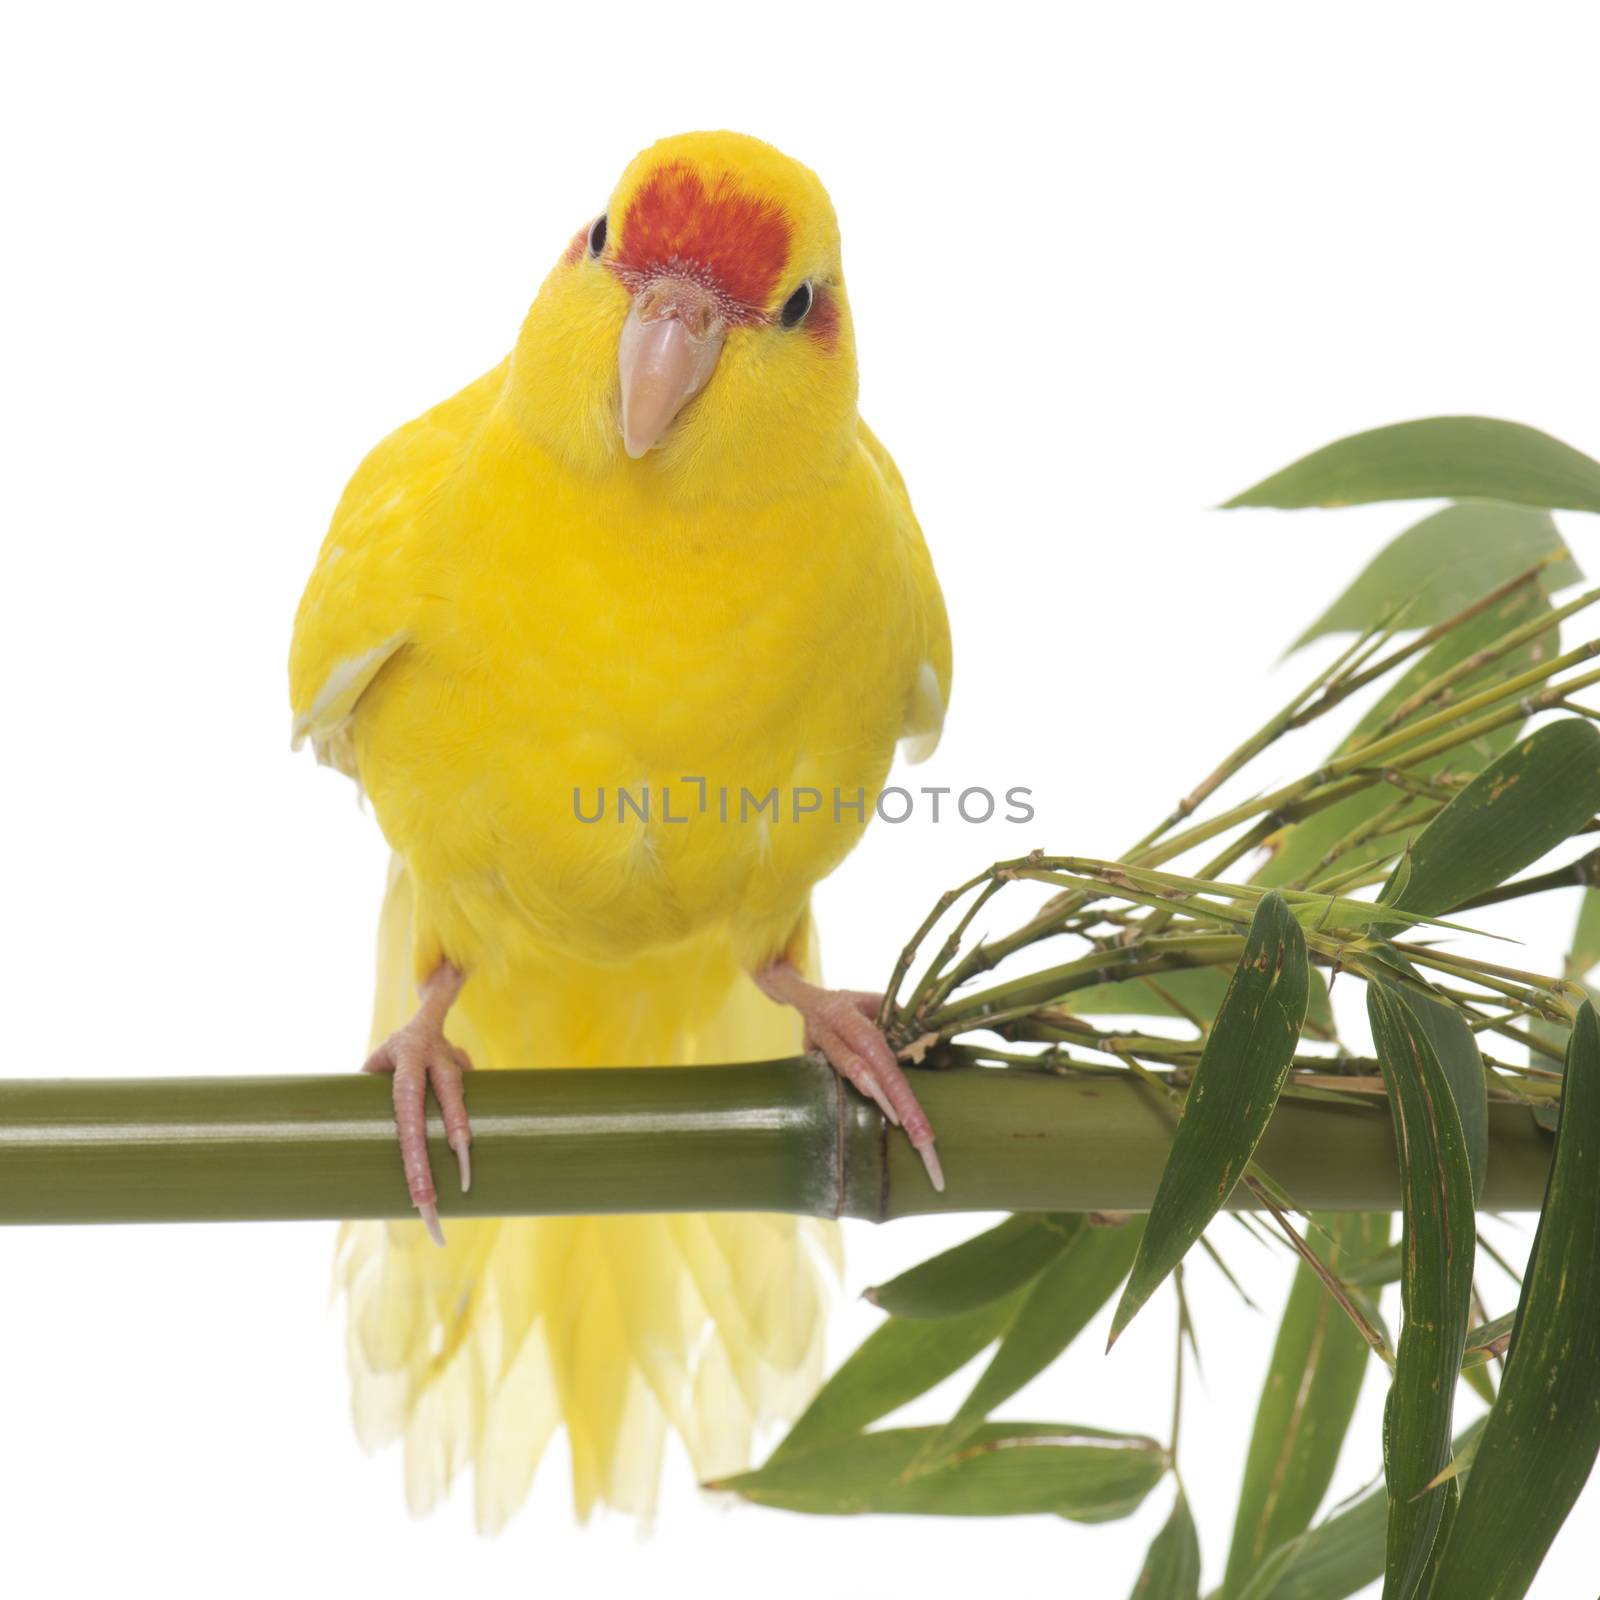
[614,163,792,313]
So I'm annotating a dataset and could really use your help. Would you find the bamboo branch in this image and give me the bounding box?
[0,1062,1555,1226]
[1448,845,1600,912]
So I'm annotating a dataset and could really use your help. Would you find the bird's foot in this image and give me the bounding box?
[362,962,472,1245]
[754,961,943,1192]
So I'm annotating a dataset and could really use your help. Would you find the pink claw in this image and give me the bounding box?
[756,961,944,1193]
[360,963,472,1245]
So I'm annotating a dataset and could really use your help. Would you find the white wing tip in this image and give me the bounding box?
[898,661,945,765]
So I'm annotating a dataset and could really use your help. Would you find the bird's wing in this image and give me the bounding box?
[289,363,506,778]
[860,423,952,764]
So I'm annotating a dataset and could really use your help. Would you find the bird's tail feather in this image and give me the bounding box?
[334,855,839,1528]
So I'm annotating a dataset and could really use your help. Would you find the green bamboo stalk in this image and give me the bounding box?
[1135,558,1560,859]
[0,1063,1554,1225]
[1127,644,1600,874]
[1449,845,1600,911]
[1372,579,1600,734]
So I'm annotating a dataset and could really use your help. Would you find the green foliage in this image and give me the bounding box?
[752,415,1600,1597]
[1234,1423,1485,1600]
[1232,1479,1388,1600]
[774,1292,1023,1459]
[1339,1243,1402,1288]
[1459,1311,1515,1371]
[1367,983,1476,1600]
[1379,718,1600,917]
[1428,1005,1600,1598]
[1530,885,1600,1129]
[719,1422,1167,1517]
[1058,961,1337,1038]
[1569,888,1600,982]
[1224,415,1600,515]
[1110,893,1309,1345]
[865,1211,1082,1317]
[1221,1213,1388,1597]
[913,1215,1145,1464]
[1131,1491,1201,1599]
[1285,502,1577,652]
[1256,574,1556,893]
[1385,974,1490,1205]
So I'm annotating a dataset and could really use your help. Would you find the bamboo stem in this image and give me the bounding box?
[0,1063,1554,1225]
[1449,846,1600,911]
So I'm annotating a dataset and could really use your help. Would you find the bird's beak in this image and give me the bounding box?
[618,278,727,458]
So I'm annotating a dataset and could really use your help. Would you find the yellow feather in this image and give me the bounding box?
[293,131,949,1525]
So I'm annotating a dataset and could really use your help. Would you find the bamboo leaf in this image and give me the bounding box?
[1284,503,1577,652]
[1379,719,1600,918]
[775,1293,1023,1459]
[1397,980,1491,1206]
[1223,416,1600,516]
[1109,893,1310,1346]
[1428,1002,1600,1598]
[1341,1243,1402,1288]
[1131,1490,1201,1599]
[1257,580,1555,892]
[865,1212,1084,1318]
[1459,1355,1496,1408]
[717,1422,1167,1518]
[1569,887,1600,982]
[1412,1476,1463,1597]
[1284,896,1483,939]
[1460,1310,1515,1371]
[1221,1213,1388,1597]
[1366,983,1476,1600]
[1234,1423,1485,1600]
[1421,1422,1484,1491]
[1026,858,1481,942]
[1351,949,1494,1225]
[1232,1480,1385,1600]
[914,1216,1146,1465]
[1058,963,1336,1038]
[1528,888,1598,1121]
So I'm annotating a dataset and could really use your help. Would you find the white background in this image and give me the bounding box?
[3,2,1598,1595]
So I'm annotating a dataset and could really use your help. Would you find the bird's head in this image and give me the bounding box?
[509,131,858,503]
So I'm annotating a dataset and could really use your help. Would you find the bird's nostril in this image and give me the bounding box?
[633,276,723,340]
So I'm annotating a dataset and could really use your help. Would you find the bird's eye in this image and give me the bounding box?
[587,214,608,257]
[779,280,813,329]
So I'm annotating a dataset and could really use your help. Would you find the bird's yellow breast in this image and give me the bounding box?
[348,399,922,979]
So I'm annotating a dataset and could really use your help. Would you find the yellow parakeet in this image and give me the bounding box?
[289,130,951,1526]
